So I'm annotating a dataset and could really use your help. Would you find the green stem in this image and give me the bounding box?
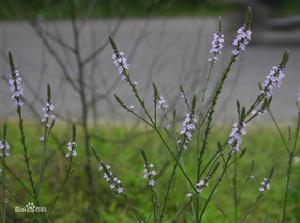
[233,153,238,223]
[199,152,233,222]
[47,157,73,219]
[159,147,184,222]
[281,111,300,223]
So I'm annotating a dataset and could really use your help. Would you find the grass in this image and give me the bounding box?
[1,0,300,21]
[1,121,299,222]
[0,0,236,21]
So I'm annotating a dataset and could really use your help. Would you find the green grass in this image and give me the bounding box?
[0,0,236,21]
[1,0,300,21]
[1,122,299,222]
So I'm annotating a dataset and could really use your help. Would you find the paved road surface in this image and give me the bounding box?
[0,17,300,124]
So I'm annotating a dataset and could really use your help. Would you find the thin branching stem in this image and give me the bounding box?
[281,111,300,223]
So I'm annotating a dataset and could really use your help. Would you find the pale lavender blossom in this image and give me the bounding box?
[208,32,224,64]
[259,177,271,192]
[99,163,124,194]
[157,96,168,111]
[260,66,285,98]
[0,140,10,157]
[98,163,111,171]
[180,113,197,149]
[41,102,56,128]
[143,162,157,186]
[186,192,193,197]
[112,51,129,80]
[8,69,24,107]
[65,140,77,158]
[228,121,247,153]
[232,26,252,56]
[196,178,209,193]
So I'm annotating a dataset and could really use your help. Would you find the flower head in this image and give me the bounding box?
[0,140,10,157]
[196,178,209,193]
[98,162,124,194]
[208,31,224,64]
[65,140,77,158]
[8,68,24,107]
[228,121,247,153]
[157,96,168,111]
[186,192,193,198]
[232,26,252,56]
[143,162,157,186]
[260,66,285,98]
[112,51,129,80]
[259,177,271,192]
[180,113,197,149]
[41,102,56,128]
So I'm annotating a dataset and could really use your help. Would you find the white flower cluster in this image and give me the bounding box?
[112,51,129,80]
[65,140,77,158]
[260,66,285,98]
[8,69,24,107]
[259,177,271,192]
[99,164,124,194]
[143,162,157,186]
[228,122,247,153]
[41,102,55,128]
[157,96,168,111]
[232,26,252,56]
[180,113,197,149]
[196,178,209,193]
[208,32,224,64]
[0,140,10,157]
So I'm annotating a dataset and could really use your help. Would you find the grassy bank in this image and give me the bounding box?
[0,0,236,21]
[1,122,299,222]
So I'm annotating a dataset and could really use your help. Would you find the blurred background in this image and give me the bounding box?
[0,0,299,124]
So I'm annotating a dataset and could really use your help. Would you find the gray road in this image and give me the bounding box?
[0,17,300,124]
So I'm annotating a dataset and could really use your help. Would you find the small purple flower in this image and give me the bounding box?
[157,96,168,111]
[259,177,271,192]
[196,178,209,193]
[180,113,197,149]
[65,140,77,158]
[228,121,247,153]
[186,192,193,198]
[8,69,24,107]
[232,26,252,56]
[143,162,157,186]
[208,32,224,64]
[260,66,285,98]
[41,102,56,128]
[99,163,124,194]
[112,51,129,80]
[0,140,10,157]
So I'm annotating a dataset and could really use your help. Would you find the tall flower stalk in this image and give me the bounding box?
[47,123,77,219]
[0,124,9,223]
[8,52,41,214]
[91,146,145,222]
[195,8,253,222]
[109,36,197,194]
[37,84,56,196]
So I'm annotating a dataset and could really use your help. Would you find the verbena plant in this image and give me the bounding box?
[0,7,299,223]
[0,53,78,222]
[91,7,299,223]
